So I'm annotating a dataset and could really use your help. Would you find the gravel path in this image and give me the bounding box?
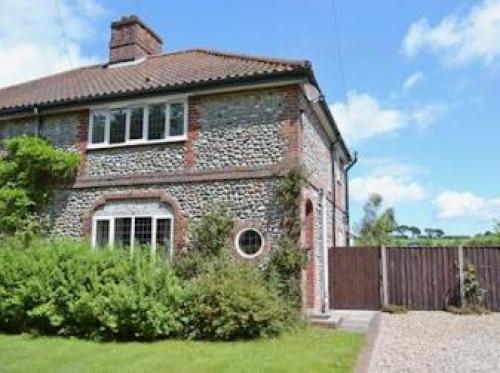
[369,311,500,373]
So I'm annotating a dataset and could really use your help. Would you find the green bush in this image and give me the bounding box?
[0,238,293,341]
[265,237,306,309]
[0,239,183,340]
[0,135,79,236]
[173,206,234,280]
[189,206,234,257]
[180,259,290,340]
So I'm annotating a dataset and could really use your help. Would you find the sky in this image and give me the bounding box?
[1,0,499,235]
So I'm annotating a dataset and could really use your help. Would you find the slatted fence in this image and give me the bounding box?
[328,246,500,311]
[385,247,459,310]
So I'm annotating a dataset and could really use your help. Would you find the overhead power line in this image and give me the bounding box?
[54,0,73,68]
[330,0,348,101]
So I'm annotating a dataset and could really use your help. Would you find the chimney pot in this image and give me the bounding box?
[109,15,163,64]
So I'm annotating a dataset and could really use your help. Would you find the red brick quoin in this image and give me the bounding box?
[75,109,90,177]
[81,190,187,255]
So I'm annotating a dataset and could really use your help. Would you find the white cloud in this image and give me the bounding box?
[330,91,445,143]
[350,160,426,206]
[433,191,500,219]
[0,0,106,88]
[410,103,447,128]
[402,0,500,66]
[331,91,404,143]
[403,72,423,91]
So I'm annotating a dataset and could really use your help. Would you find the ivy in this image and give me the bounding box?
[0,135,80,236]
[266,166,307,309]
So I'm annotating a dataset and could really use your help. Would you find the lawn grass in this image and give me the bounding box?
[0,327,363,373]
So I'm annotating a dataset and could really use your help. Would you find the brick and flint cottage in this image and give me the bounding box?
[0,16,353,313]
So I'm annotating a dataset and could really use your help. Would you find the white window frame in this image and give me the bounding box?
[91,215,174,260]
[88,97,188,149]
[234,228,265,259]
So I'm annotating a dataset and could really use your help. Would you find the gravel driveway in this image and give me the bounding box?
[369,311,500,373]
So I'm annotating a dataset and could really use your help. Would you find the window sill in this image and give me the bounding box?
[87,136,188,150]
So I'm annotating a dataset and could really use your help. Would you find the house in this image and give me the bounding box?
[0,15,352,313]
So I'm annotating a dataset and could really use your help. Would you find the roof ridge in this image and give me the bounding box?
[145,48,311,68]
[189,48,311,67]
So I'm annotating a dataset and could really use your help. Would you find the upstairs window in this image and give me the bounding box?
[148,104,166,140]
[129,107,144,140]
[88,100,187,148]
[91,112,106,144]
[109,109,127,144]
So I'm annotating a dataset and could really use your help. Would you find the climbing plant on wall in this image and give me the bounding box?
[0,135,80,236]
[266,166,307,309]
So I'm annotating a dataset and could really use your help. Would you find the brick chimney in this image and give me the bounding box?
[109,15,163,64]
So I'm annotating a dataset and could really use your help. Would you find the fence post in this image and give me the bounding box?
[380,245,388,307]
[458,246,465,306]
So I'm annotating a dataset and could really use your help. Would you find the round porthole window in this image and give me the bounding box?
[236,228,264,258]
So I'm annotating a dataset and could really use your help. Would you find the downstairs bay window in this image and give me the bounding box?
[92,200,174,259]
[88,99,187,148]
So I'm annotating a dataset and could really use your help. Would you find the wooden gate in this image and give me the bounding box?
[329,247,381,309]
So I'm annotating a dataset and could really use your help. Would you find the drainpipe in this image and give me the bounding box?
[330,140,339,248]
[321,190,329,312]
[33,106,40,136]
[345,152,358,246]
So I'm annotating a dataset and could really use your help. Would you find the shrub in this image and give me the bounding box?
[0,239,183,340]
[173,206,234,280]
[463,263,487,307]
[189,206,234,257]
[172,249,209,280]
[0,238,292,341]
[0,136,79,236]
[180,259,290,340]
[265,237,306,309]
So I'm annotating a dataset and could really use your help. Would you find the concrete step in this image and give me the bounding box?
[307,313,343,329]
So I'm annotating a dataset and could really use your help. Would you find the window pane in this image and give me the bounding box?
[96,220,109,248]
[148,104,165,140]
[91,113,106,144]
[238,230,263,256]
[156,218,172,259]
[135,217,152,247]
[129,107,144,140]
[169,103,185,136]
[109,109,127,144]
[115,217,132,248]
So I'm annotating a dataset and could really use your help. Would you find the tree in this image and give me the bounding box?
[356,193,397,246]
[395,225,410,238]
[408,226,421,239]
[435,229,445,238]
[424,228,445,238]
[424,228,434,238]
[0,136,79,235]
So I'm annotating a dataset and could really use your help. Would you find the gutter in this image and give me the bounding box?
[344,151,358,246]
[304,68,351,162]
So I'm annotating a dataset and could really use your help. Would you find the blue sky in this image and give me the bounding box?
[1,0,499,234]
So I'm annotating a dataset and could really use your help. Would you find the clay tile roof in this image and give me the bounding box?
[0,49,311,112]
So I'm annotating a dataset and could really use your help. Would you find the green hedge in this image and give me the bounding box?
[180,260,290,340]
[0,239,292,341]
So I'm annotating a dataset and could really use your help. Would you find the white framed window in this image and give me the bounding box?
[91,200,174,260]
[88,99,188,149]
[235,228,264,258]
